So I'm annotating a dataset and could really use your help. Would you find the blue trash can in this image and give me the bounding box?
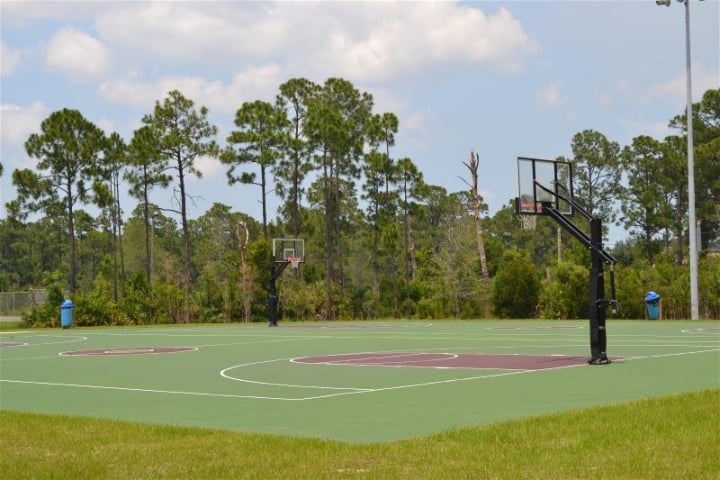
[645,291,660,320]
[61,299,75,329]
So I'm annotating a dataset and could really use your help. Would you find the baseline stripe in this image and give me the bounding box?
[0,379,306,401]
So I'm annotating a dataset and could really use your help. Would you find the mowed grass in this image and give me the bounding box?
[0,321,22,331]
[1,389,717,479]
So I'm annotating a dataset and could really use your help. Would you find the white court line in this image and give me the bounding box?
[0,335,87,347]
[67,331,600,344]
[620,347,720,361]
[681,328,720,334]
[0,379,305,401]
[195,338,313,348]
[220,358,372,391]
[221,352,587,394]
[1,355,64,361]
[293,352,461,367]
[221,347,720,400]
[0,366,551,402]
[611,343,720,348]
[297,368,559,400]
[3,341,718,402]
[58,347,199,357]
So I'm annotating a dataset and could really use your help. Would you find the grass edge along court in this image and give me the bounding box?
[0,390,718,479]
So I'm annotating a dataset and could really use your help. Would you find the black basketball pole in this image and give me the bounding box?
[588,218,610,364]
[267,261,289,327]
[534,189,617,365]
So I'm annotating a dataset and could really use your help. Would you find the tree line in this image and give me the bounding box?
[1,80,718,324]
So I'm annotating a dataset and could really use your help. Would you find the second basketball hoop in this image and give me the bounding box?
[287,256,301,269]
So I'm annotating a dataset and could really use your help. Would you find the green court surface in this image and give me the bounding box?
[1,320,718,443]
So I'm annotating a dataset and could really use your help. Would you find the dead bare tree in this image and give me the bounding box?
[462,150,490,316]
[237,220,253,322]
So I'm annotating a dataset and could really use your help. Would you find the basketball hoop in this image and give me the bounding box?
[287,256,301,269]
[520,215,537,230]
[518,200,540,230]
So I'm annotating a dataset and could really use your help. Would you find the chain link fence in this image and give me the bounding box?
[0,289,47,316]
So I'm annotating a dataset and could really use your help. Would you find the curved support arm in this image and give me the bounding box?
[534,180,593,221]
[543,204,617,265]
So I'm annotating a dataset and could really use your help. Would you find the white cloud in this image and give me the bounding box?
[96,117,116,136]
[96,2,289,60]
[98,64,282,114]
[643,75,686,104]
[594,91,614,107]
[287,3,537,82]
[0,42,22,76]
[480,188,495,205]
[1,1,108,26]
[0,102,48,175]
[45,28,112,82]
[618,117,673,141]
[403,108,435,134]
[191,156,223,181]
[426,5,535,68]
[694,66,720,98]
[536,80,568,108]
[640,63,719,104]
[0,101,47,149]
[52,1,538,122]
[93,2,536,84]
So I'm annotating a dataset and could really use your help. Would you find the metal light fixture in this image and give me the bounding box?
[656,0,701,320]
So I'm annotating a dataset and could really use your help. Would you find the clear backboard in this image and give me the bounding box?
[272,238,305,264]
[516,157,573,215]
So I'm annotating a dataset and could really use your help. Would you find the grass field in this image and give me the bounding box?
[1,320,718,478]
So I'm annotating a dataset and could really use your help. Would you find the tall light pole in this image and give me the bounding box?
[656,0,700,320]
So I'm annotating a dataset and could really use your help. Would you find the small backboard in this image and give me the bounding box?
[272,238,305,264]
[516,157,573,215]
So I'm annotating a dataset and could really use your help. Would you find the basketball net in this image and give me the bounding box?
[519,201,540,230]
[520,215,537,230]
[287,256,301,269]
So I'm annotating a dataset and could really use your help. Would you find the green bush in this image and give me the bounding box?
[21,301,60,328]
[72,290,120,326]
[611,256,720,320]
[699,256,720,319]
[491,251,541,318]
[613,264,647,319]
[539,261,588,319]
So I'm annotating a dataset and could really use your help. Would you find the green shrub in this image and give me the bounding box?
[539,261,588,319]
[613,264,648,319]
[491,251,541,318]
[72,290,120,326]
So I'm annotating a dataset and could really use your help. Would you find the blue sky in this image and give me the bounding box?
[1,1,718,244]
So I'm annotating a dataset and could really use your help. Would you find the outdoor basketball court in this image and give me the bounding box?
[1,321,718,442]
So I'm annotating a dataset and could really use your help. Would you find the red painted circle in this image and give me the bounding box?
[295,352,612,370]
